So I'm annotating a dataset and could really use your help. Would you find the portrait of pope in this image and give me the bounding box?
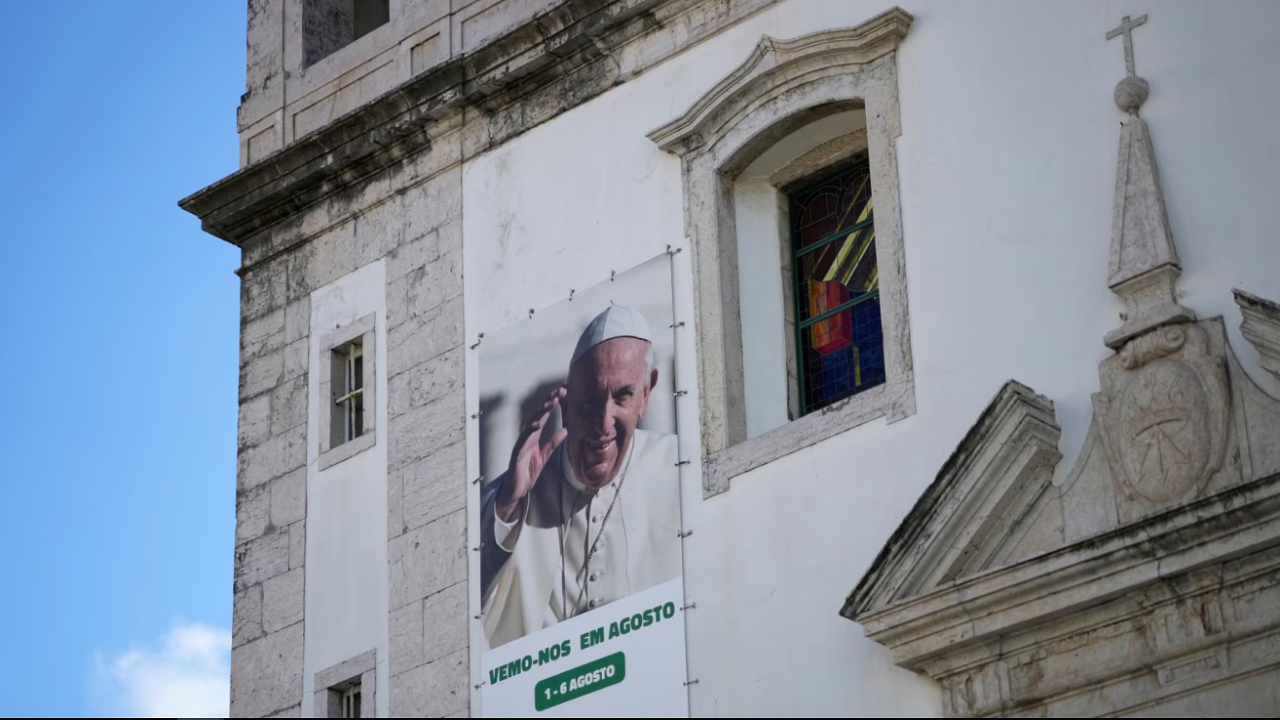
[479,304,682,649]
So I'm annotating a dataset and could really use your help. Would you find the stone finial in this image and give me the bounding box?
[1114,75,1149,114]
[1102,14,1194,349]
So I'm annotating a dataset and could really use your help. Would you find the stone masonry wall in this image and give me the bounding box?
[232,249,310,717]
[230,109,470,716]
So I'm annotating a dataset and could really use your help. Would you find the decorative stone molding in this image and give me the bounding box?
[851,381,1063,611]
[1235,288,1280,381]
[179,0,777,248]
[847,16,1280,716]
[648,8,916,497]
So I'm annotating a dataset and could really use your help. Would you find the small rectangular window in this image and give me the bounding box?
[318,314,376,469]
[303,0,390,67]
[331,338,365,447]
[341,684,362,718]
[789,161,885,414]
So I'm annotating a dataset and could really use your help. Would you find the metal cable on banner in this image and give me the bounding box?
[666,243,700,701]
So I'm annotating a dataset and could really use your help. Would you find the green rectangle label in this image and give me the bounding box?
[534,652,626,711]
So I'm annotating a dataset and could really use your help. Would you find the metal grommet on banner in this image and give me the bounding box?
[665,244,683,257]
[471,409,484,419]
[569,288,575,301]
[610,269,616,282]
[528,308,535,318]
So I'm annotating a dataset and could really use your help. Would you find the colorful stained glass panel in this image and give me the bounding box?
[790,162,884,413]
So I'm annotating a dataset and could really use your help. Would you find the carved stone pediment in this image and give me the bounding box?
[850,381,1063,612]
[845,15,1280,716]
[844,318,1280,716]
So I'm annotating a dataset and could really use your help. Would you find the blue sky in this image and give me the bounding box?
[0,3,245,716]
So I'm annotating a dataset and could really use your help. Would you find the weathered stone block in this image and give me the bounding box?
[235,528,291,592]
[387,394,465,471]
[283,337,308,383]
[240,348,285,401]
[356,195,404,268]
[389,598,424,675]
[388,509,467,611]
[403,168,461,242]
[242,265,287,322]
[387,229,440,282]
[307,220,359,292]
[389,458,404,540]
[389,648,469,718]
[263,567,305,633]
[387,296,463,378]
[242,308,285,362]
[288,520,305,570]
[239,424,307,490]
[236,484,272,544]
[401,441,467,532]
[404,250,463,324]
[270,375,308,435]
[231,622,304,718]
[437,219,462,255]
[271,466,306,528]
[238,393,272,450]
[389,346,463,418]
[233,584,263,648]
[283,296,310,345]
[422,581,468,664]
[286,243,315,302]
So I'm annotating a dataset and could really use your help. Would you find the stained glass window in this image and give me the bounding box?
[789,161,885,414]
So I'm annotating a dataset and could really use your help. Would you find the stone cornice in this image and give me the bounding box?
[844,380,1061,616]
[646,7,912,155]
[180,0,751,247]
[851,469,1280,672]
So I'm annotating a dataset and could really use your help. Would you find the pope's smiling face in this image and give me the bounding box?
[564,336,657,490]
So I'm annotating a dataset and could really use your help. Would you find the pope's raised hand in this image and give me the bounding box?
[495,386,568,523]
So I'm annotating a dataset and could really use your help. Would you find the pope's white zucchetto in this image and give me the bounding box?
[570,305,653,367]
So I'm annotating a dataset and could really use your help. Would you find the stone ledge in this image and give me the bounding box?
[179,0,675,247]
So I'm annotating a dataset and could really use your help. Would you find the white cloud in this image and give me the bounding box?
[97,622,231,718]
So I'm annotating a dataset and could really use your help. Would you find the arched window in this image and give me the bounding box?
[649,9,916,497]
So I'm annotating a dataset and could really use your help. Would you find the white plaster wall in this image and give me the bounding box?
[462,1,1280,715]
[303,259,390,718]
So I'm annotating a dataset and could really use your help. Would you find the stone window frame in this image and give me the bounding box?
[318,313,378,470]
[647,8,916,498]
[313,648,376,718]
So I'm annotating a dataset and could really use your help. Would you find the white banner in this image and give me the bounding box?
[482,579,688,717]
[472,254,689,717]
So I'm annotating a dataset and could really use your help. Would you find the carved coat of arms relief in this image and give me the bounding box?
[1094,322,1231,522]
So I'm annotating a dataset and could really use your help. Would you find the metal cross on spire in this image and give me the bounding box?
[1106,14,1148,77]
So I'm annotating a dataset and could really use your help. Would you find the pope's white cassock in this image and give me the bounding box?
[479,309,682,650]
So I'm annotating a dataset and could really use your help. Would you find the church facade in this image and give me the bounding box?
[181,1,1280,716]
